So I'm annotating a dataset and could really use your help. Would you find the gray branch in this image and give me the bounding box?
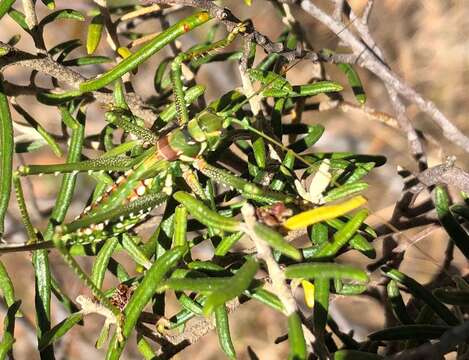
[299,0,469,153]
[0,43,157,122]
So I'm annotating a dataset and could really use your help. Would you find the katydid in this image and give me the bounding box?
[0,10,350,352]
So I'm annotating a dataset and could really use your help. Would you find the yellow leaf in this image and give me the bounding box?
[301,280,315,308]
[283,195,367,230]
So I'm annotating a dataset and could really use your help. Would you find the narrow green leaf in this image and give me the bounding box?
[215,305,237,359]
[337,63,366,104]
[0,75,13,236]
[314,209,369,257]
[381,266,459,326]
[174,191,241,232]
[105,246,186,360]
[80,12,210,93]
[40,0,55,10]
[39,313,83,350]
[253,222,302,261]
[39,9,85,28]
[434,186,469,259]
[289,125,324,153]
[286,263,368,282]
[86,13,104,54]
[368,324,450,341]
[0,300,21,358]
[203,257,259,315]
[433,288,469,306]
[333,350,383,360]
[0,260,22,316]
[387,280,414,324]
[287,312,307,360]
[0,0,15,20]
[62,56,111,66]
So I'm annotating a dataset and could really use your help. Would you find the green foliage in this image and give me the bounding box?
[0,2,467,360]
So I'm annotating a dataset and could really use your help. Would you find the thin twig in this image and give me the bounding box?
[241,203,297,316]
[300,0,469,153]
[144,0,284,54]
[0,43,157,121]
[339,0,427,169]
[22,0,38,30]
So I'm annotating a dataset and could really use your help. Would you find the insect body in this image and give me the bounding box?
[54,109,229,245]
[1,12,357,357]
[8,13,346,253]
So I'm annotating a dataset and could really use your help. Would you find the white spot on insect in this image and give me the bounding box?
[72,170,79,176]
[129,212,135,218]
[54,171,60,176]
[124,170,132,177]
[119,216,124,222]
[95,196,103,203]
[90,141,100,150]
[84,206,91,213]
[99,170,104,174]
[87,170,93,175]
[116,176,125,184]
[139,209,144,215]
[38,173,44,177]
[136,185,146,196]
[106,186,114,193]
[116,223,124,229]
[143,179,152,186]
[95,223,104,231]
[74,215,80,221]
[124,224,133,230]
[89,235,95,241]
[104,220,110,226]
[138,213,147,220]
[84,228,93,235]
[147,207,152,212]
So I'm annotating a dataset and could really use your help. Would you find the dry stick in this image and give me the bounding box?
[117,5,183,34]
[300,0,467,288]
[299,0,469,153]
[143,1,316,66]
[332,0,345,20]
[145,0,284,54]
[146,1,451,265]
[391,224,440,254]
[148,299,240,359]
[120,4,163,21]
[241,203,329,359]
[415,163,469,195]
[339,0,427,170]
[0,44,156,121]
[241,204,297,316]
[22,0,38,30]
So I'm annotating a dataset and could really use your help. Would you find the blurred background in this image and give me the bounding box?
[1,0,468,358]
